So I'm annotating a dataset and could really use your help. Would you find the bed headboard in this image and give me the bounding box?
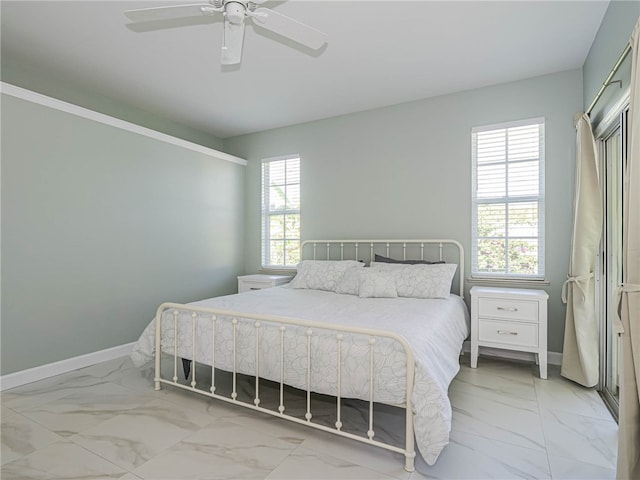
[300,239,465,296]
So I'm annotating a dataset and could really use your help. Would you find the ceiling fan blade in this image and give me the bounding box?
[221,20,245,65]
[124,4,216,23]
[251,7,327,50]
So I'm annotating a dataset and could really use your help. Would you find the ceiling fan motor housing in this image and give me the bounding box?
[225,1,246,24]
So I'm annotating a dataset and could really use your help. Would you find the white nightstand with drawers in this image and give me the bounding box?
[470,286,549,379]
[237,274,293,293]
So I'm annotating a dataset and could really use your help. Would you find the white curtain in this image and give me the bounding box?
[617,18,640,480]
[560,113,602,387]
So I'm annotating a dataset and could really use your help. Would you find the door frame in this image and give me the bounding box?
[593,94,629,420]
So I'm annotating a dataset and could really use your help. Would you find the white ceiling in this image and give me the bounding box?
[1,1,609,139]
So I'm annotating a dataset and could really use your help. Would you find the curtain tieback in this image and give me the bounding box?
[561,273,594,304]
[612,283,640,335]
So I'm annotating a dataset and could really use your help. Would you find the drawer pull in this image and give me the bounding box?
[497,306,518,312]
[497,330,518,336]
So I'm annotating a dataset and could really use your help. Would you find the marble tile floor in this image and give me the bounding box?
[1,354,618,480]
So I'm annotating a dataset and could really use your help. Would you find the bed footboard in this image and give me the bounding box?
[153,302,417,472]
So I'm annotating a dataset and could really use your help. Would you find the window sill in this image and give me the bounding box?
[467,277,550,287]
[259,267,297,276]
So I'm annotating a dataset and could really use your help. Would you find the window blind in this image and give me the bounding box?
[261,155,301,268]
[472,118,545,278]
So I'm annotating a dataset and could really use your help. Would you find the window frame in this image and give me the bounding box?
[471,117,546,280]
[261,154,301,270]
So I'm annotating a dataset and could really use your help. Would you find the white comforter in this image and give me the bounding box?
[131,287,469,465]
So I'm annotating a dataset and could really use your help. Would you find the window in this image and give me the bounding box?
[261,155,301,268]
[472,118,545,279]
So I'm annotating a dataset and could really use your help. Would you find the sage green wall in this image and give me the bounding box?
[583,0,639,122]
[224,69,582,354]
[1,94,245,375]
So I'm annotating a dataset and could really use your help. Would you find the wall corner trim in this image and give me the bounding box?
[0,82,247,166]
[0,342,136,391]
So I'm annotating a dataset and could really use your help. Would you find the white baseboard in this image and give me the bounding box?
[0,341,561,392]
[0,343,135,391]
[461,340,562,366]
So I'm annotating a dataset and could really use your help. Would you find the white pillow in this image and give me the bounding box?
[290,260,364,291]
[358,270,398,298]
[369,263,457,299]
[333,267,363,295]
[369,261,405,270]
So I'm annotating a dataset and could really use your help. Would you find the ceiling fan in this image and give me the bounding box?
[124,0,328,65]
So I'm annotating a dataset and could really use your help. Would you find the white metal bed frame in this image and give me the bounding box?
[152,239,465,472]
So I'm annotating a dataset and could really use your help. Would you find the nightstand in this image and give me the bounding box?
[237,274,293,293]
[470,286,549,379]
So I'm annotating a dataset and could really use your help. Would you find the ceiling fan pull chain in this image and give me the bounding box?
[221,15,228,51]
